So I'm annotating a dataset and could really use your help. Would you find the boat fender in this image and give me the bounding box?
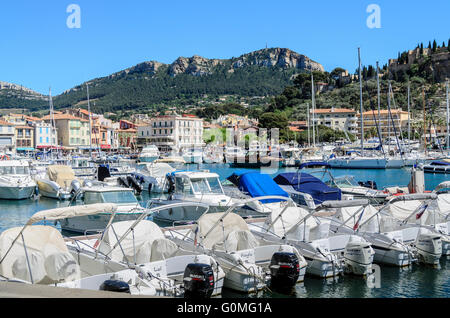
[269,252,300,290]
[99,280,130,293]
[183,263,215,299]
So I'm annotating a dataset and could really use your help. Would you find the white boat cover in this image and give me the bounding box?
[195,213,249,249]
[387,200,423,221]
[0,226,79,284]
[47,165,76,188]
[263,206,317,237]
[434,181,450,192]
[150,238,178,262]
[144,163,175,177]
[26,203,117,225]
[98,220,165,263]
[339,204,380,232]
[223,230,259,252]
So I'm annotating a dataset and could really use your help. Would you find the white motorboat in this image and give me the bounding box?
[164,205,308,293]
[330,194,443,266]
[181,148,203,164]
[280,145,301,167]
[36,165,80,200]
[62,202,226,297]
[149,170,236,222]
[0,203,223,297]
[248,198,375,277]
[203,145,224,164]
[59,185,146,233]
[384,193,449,258]
[327,155,387,169]
[326,175,388,205]
[131,162,175,193]
[0,160,37,200]
[138,145,160,163]
[224,146,246,164]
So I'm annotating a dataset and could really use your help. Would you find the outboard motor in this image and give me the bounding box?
[343,239,375,275]
[118,176,130,188]
[416,233,442,266]
[127,175,143,195]
[70,179,82,197]
[98,165,111,182]
[183,263,215,298]
[269,252,300,289]
[99,280,130,293]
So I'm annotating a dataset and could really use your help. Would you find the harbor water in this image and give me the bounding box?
[0,164,449,298]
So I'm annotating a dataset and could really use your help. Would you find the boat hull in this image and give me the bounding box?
[0,185,36,200]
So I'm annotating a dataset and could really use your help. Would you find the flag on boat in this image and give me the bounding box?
[416,204,428,220]
[353,208,365,231]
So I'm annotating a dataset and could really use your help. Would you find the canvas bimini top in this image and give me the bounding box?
[273,172,341,205]
[227,171,289,204]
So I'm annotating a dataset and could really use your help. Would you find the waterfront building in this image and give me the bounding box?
[33,121,58,150]
[0,120,15,152]
[356,109,409,140]
[14,125,34,151]
[137,114,204,153]
[42,114,89,150]
[311,107,358,134]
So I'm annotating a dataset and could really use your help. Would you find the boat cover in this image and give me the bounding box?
[274,173,341,205]
[144,163,175,177]
[263,206,317,237]
[98,220,165,263]
[0,226,79,284]
[47,165,76,188]
[227,172,289,203]
[195,213,249,249]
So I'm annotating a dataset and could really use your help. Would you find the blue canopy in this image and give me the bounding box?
[273,172,341,205]
[227,172,289,203]
[430,161,450,166]
[298,161,330,170]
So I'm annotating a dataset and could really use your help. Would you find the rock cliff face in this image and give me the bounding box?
[167,48,324,76]
[231,48,324,72]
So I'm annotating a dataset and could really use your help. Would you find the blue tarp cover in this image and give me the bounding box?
[274,172,341,204]
[227,172,289,203]
[430,161,450,166]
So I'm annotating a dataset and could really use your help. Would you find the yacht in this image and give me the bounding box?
[138,145,160,163]
[327,154,387,169]
[0,160,36,200]
[280,146,301,167]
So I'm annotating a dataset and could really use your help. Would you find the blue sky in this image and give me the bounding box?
[0,0,448,95]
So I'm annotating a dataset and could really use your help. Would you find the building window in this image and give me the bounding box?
[40,137,43,143]
[46,137,49,143]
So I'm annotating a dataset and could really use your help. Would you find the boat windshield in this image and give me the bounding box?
[0,166,30,175]
[84,190,138,205]
[332,176,359,187]
[176,176,224,195]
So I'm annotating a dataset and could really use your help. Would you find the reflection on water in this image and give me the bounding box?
[0,163,448,298]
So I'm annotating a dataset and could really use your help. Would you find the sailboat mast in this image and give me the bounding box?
[311,72,316,147]
[307,102,311,147]
[358,48,364,156]
[48,87,56,158]
[446,80,449,151]
[407,82,411,142]
[87,83,92,159]
[422,87,427,154]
